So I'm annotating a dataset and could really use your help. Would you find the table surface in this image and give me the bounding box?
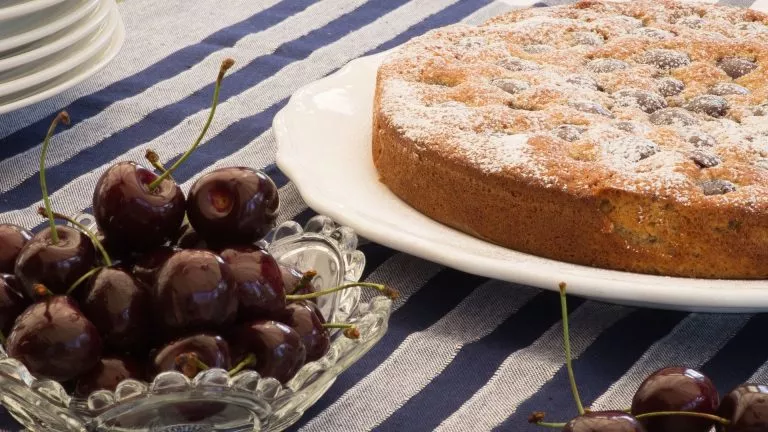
[0,0,766,430]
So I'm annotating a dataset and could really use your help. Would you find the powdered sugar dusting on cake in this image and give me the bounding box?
[376,0,768,207]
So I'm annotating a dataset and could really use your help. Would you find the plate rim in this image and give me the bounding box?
[0,0,68,22]
[274,50,768,313]
[0,0,100,53]
[0,0,111,73]
[0,2,124,115]
[0,2,115,97]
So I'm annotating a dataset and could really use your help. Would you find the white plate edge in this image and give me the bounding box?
[274,51,768,313]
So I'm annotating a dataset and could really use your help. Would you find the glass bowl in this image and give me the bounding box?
[0,214,393,431]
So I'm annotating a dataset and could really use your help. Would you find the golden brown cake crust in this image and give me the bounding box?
[371,0,768,279]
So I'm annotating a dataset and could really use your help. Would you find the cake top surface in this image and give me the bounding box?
[376,0,768,209]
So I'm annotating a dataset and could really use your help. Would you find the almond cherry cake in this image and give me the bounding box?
[371,0,768,279]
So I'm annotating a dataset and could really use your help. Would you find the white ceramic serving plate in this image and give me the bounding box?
[0,0,110,73]
[0,0,115,97]
[0,2,123,114]
[0,0,67,22]
[0,0,98,53]
[274,50,768,313]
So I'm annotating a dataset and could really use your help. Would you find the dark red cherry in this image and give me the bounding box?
[0,274,30,335]
[14,226,96,297]
[281,301,329,362]
[0,224,32,273]
[716,384,768,432]
[230,319,306,383]
[186,167,279,246]
[149,333,231,379]
[74,356,143,397]
[92,161,185,252]
[219,245,285,321]
[131,245,177,288]
[174,224,207,250]
[563,411,647,432]
[631,366,719,432]
[6,296,102,381]
[80,268,150,353]
[153,249,237,336]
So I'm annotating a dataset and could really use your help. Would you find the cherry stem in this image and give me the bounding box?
[67,267,104,296]
[559,282,585,416]
[322,323,361,339]
[39,111,71,245]
[529,411,731,429]
[634,411,730,425]
[228,353,257,376]
[145,149,173,180]
[176,353,209,378]
[292,269,317,294]
[148,58,234,191]
[39,207,112,267]
[34,284,53,299]
[531,421,565,428]
[286,282,399,301]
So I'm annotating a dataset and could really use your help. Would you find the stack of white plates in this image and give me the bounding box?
[0,0,125,115]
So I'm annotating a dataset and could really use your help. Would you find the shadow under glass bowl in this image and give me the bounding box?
[0,214,393,432]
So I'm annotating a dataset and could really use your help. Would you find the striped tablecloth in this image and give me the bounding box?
[0,0,765,430]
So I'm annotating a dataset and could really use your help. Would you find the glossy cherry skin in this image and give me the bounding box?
[131,245,177,288]
[186,167,279,246]
[174,224,207,250]
[631,366,719,432]
[230,319,306,383]
[0,224,32,273]
[92,161,185,252]
[219,245,285,321]
[0,274,30,334]
[80,268,150,353]
[153,249,237,337]
[6,296,102,381]
[281,300,329,362]
[563,411,648,432]
[14,226,96,297]
[74,356,144,397]
[149,333,231,379]
[716,384,768,432]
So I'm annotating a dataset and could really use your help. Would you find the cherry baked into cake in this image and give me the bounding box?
[371,0,768,279]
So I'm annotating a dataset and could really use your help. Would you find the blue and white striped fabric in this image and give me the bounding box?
[0,0,765,430]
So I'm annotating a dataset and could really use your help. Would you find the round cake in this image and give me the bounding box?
[371,0,768,279]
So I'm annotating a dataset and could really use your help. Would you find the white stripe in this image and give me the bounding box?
[589,314,751,411]
[434,302,632,432]
[0,0,365,195]
[747,360,768,383]
[0,0,480,228]
[358,253,443,309]
[299,281,539,432]
[0,0,282,138]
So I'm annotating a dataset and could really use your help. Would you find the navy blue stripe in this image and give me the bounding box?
[701,314,768,394]
[0,0,413,213]
[372,290,583,432]
[495,308,688,432]
[287,268,487,431]
[0,0,314,160]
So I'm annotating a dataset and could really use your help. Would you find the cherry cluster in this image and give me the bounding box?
[530,283,768,432]
[0,58,395,399]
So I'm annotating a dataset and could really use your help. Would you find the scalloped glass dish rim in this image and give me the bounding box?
[273,49,768,313]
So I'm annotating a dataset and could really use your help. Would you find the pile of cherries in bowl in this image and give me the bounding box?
[529,284,768,432]
[0,58,392,403]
